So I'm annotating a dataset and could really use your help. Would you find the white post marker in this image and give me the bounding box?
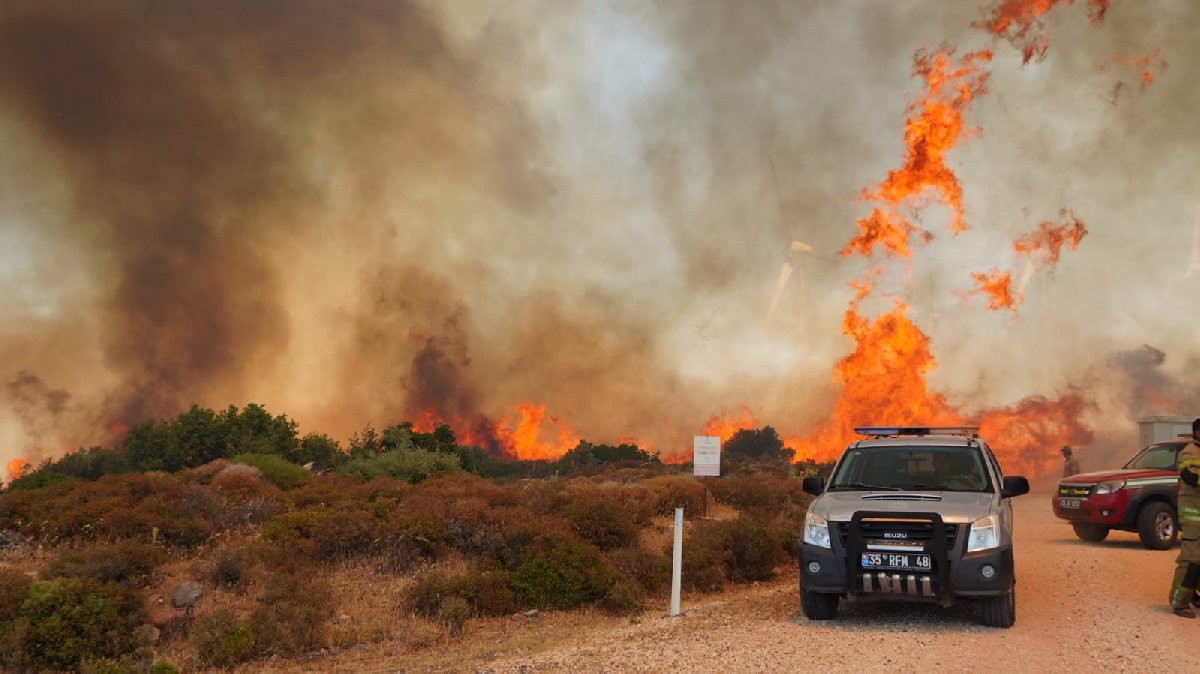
[693,435,721,477]
[670,507,683,617]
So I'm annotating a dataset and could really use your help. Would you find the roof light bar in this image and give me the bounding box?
[854,426,981,437]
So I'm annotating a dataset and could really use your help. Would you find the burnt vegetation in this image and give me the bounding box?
[0,404,828,672]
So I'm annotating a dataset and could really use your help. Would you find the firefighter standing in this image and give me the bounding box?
[1061,445,1081,479]
[1170,418,1200,618]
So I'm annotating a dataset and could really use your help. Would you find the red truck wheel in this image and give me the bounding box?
[1136,502,1177,550]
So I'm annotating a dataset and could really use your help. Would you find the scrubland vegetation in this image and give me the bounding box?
[0,404,824,672]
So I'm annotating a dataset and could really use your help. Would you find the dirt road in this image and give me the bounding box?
[468,492,1191,673]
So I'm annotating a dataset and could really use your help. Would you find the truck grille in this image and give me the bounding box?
[836,520,959,548]
[1058,485,1090,498]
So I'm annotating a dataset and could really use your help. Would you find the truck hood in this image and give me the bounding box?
[813,491,994,524]
[1060,468,1175,484]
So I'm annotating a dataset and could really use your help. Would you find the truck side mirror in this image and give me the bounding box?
[802,475,824,496]
[1001,476,1030,498]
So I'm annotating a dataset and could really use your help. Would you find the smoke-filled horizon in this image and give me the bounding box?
[1,0,1198,478]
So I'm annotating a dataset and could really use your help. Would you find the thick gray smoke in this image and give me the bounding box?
[1,0,1198,469]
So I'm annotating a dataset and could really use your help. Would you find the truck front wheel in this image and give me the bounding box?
[980,583,1016,628]
[800,588,839,620]
[1136,501,1177,550]
[1071,523,1109,542]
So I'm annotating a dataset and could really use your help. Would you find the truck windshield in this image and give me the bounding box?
[1124,442,1182,470]
[828,445,992,492]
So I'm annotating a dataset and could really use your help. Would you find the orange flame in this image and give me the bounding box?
[791,303,961,464]
[970,210,1087,313]
[1013,209,1088,265]
[701,407,760,444]
[7,458,28,482]
[842,48,992,258]
[415,403,579,461]
[976,0,1110,64]
[968,269,1020,312]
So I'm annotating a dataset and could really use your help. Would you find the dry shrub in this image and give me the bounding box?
[606,546,671,593]
[209,547,252,588]
[706,474,810,518]
[561,495,639,551]
[249,573,331,656]
[0,569,32,622]
[641,475,707,517]
[207,466,288,527]
[408,566,516,623]
[43,541,166,586]
[0,473,219,547]
[683,517,783,592]
[373,513,447,573]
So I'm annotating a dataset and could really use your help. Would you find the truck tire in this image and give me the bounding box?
[1071,523,1109,542]
[980,584,1015,628]
[1136,501,1177,550]
[800,588,839,620]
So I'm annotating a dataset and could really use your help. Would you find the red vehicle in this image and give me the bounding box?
[1052,439,1186,550]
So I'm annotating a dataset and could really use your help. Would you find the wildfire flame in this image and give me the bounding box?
[1013,209,1088,265]
[7,458,28,482]
[976,0,1111,64]
[800,18,1094,476]
[417,403,579,461]
[1102,48,1168,104]
[842,48,992,258]
[968,269,1020,313]
[701,407,760,444]
[969,209,1087,313]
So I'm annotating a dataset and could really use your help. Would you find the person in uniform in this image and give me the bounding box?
[1061,445,1081,479]
[1170,418,1200,617]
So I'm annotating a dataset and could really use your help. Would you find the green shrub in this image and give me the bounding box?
[2,577,146,671]
[337,447,461,484]
[508,535,618,610]
[43,541,166,586]
[192,609,255,667]
[230,453,311,490]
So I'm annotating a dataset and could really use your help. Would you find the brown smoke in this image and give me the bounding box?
[1,1,1199,470]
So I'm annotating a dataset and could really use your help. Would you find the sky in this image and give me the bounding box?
[1,0,1198,478]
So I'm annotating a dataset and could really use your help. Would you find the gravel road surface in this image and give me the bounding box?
[476,491,1191,673]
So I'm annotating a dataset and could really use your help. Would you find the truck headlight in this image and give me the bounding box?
[803,511,831,549]
[1093,480,1126,495]
[966,514,999,552]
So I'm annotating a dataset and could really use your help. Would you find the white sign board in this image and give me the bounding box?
[693,435,721,476]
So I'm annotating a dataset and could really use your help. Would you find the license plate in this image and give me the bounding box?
[861,552,932,571]
[1059,497,1082,509]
